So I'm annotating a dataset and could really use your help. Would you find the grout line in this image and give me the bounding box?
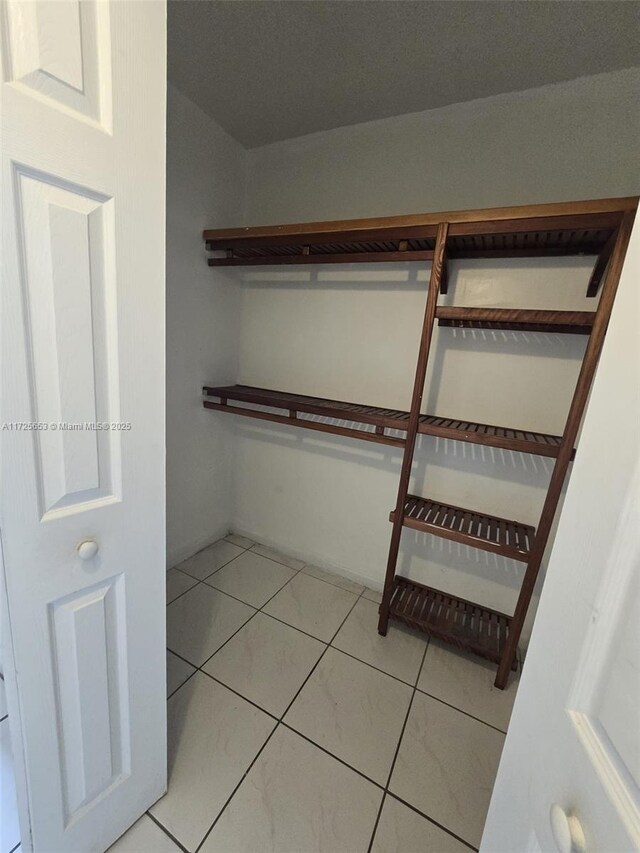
[167,566,310,699]
[278,721,385,789]
[201,553,300,605]
[385,792,479,852]
[146,810,190,853]
[166,666,198,701]
[414,686,509,735]
[194,610,259,670]
[328,643,417,689]
[366,640,429,853]
[171,639,477,853]
[196,565,305,670]
[168,574,513,735]
[166,577,202,607]
[278,588,364,721]
[171,538,247,577]
[258,609,332,645]
[193,724,280,853]
[187,587,366,853]
[165,541,493,852]
[200,669,279,723]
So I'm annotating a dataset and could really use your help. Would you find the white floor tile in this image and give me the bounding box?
[107,815,181,852]
[363,587,383,604]
[150,673,275,852]
[418,639,519,731]
[285,648,412,785]
[263,572,358,642]
[177,540,244,581]
[205,550,296,608]
[371,795,469,853]
[200,725,382,853]
[250,543,305,571]
[225,533,254,549]
[204,613,324,717]
[332,597,426,685]
[166,584,255,666]
[166,568,198,604]
[166,651,196,698]
[1,718,20,853]
[302,564,365,595]
[390,692,504,848]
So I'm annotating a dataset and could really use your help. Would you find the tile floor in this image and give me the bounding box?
[111,535,520,853]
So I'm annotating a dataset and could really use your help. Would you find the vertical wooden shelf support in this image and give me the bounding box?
[493,211,635,687]
[378,222,449,635]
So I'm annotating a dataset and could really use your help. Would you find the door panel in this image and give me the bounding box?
[1,3,167,851]
[51,574,129,822]
[481,219,639,853]
[15,168,120,517]
[3,0,111,128]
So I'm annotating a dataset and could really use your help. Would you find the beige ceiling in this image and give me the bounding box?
[168,0,640,148]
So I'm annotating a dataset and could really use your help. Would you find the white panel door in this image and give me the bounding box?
[0,2,167,851]
[481,219,639,852]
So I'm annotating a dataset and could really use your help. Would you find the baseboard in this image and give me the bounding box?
[166,523,231,570]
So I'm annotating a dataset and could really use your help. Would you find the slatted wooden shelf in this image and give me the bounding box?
[390,494,534,561]
[388,577,515,666]
[203,199,634,271]
[436,307,595,335]
[203,385,571,458]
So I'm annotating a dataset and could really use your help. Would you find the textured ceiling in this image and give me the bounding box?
[168,0,640,148]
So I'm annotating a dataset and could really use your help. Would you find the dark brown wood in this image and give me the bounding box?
[203,196,636,243]
[389,576,516,666]
[202,384,572,458]
[208,250,435,267]
[439,254,449,294]
[586,230,617,297]
[390,494,534,561]
[447,212,619,238]
[494,211,636,688]
[436,307,595,335]
[204,198,636,267]
[378,222,450,636]
[203,401,405,448]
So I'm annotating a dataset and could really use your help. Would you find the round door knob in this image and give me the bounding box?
[550,804,586,853]
[77,540,99,560]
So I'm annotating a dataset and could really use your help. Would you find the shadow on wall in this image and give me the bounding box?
[235,415,556,489]
[232,419,567,585]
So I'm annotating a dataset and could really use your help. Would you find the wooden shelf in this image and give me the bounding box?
[390,494,534,561]
[203,385,571,459]
[203,197,636,268]
[388,576,515,667]
[436,307,595,335]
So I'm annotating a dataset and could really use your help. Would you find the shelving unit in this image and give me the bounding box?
[202,197,637,688]
[202,384,572,458]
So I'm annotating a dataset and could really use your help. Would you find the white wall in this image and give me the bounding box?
[230,69,640,639]
[166,84,247,566]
